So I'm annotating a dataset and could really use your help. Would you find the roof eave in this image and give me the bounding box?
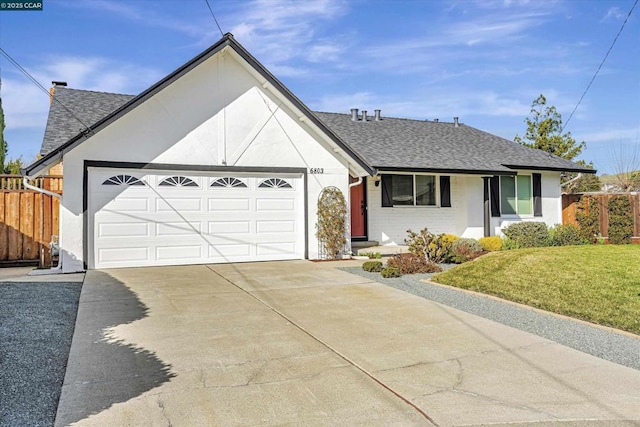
[503,164,597,174]
[376,166,516,176]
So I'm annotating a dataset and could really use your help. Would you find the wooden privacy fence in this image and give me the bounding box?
[562,193,640,244]
[0,175,63,266]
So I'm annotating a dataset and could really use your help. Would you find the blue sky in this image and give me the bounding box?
[0,0,638,174]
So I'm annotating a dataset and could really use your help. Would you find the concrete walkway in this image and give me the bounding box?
[57,261,640,426]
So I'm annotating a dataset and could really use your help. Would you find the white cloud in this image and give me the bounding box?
[576,127,640,144]
[603,7,625,21]
[227,0,349,75]
[66,0,210,39]
[312,89,531,120]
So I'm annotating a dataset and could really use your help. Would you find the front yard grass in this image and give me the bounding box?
[431,245,640,335]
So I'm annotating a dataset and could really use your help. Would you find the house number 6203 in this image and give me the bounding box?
[309,168,324,174]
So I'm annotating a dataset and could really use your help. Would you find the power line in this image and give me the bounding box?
[0,47,95,135]
[562,0,638,133]
[204,0,224,37]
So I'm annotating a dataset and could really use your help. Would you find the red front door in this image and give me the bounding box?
[350,180,367,238]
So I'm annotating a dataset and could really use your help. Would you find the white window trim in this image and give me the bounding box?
[389,173,440,208]
[500,174,533,217]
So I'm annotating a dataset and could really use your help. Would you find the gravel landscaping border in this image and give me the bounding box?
[341,266,640,371]
[0,281,82,427]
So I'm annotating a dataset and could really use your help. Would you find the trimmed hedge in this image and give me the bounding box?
[362,261,383,272]
[608,196,633,244]
[381,267,402,278]
[502,222,550,249]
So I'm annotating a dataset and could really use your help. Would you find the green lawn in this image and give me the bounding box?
[432,245,640,335]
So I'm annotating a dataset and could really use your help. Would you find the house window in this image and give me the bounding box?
[500,175,532,215]
[387,174,437,206]
[158,176,199,187]
[258,178,292,189]
[102,175,144,186]
[211,177,247,188]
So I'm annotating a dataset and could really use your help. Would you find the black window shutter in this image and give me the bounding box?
[381,175,393,207]
[533,173,542,217]
[440,176,451,207]
[490,176,501,217]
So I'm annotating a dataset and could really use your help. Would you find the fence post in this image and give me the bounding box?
[599,195,609,242]
[632,194,640,244]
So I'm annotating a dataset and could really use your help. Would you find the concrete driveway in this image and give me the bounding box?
[56,261,640,426]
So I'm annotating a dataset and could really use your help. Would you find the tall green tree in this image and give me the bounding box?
[0,96,6,172]
[514,94,585,160]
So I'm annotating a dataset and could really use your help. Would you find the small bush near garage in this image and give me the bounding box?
[502,222,550,249]
[381,266,402,278]
[316,187,347,259]
[386,253,442,275]
[360,251,382,259]
[449,238,484,263]
[576,195,600,243]
[362,261,383,272]
[549,224,587,246]
[479,236,502,252]
[608,196,634,244]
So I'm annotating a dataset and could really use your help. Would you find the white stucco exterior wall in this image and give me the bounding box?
[365,175,467,245]
[365,171,563,244]
[59,49,354,272]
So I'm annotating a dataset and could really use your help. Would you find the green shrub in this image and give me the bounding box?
[576,195,600,243]
[502,222,550,249]
[479,236,502,252]
[360,251,382,259]
[405,228,457,263]
[549,224,587,246]
[449,238,483,263]
[608,196,633,244]
[381,267,402,278]
[362,260,383,272]
[386,253,442,275]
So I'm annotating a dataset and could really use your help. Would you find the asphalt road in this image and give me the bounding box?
[0,280,82,427]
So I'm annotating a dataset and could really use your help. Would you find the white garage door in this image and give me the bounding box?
[88,168,305,269]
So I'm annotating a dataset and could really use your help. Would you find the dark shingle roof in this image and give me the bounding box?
[313,112,592,174]
[39,88,592,174]
[41,87,135,155]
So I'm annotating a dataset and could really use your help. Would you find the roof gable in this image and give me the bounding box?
[25,33,374,177]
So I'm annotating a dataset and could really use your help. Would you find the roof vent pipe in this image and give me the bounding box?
[350,108,359,121]
[374,109,381,121]
[361,110,368,122]
[434,118,439,122]
[454,117,459,127]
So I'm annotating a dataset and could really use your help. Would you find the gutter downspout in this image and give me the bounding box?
[560,173,582,191]
[349,176,363,188]
[22,176,63,275]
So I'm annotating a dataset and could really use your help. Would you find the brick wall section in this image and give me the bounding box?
[365,175,466,245]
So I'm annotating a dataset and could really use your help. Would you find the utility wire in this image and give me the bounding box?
[0,47,95,135]
[562,0,638,132]
[204,0,224,37]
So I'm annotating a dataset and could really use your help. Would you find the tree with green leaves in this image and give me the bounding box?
[514,94,585,161]
[564,160,602,193]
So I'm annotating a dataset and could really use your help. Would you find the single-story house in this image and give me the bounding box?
[24,33,592,272]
